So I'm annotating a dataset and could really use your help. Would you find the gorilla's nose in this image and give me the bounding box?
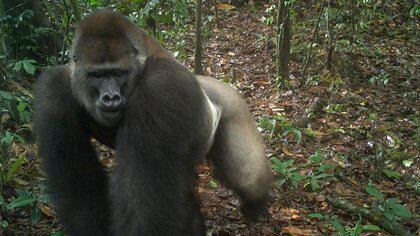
[100,92,122,110]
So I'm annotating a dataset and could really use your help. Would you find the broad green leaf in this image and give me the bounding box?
[13,61,23,71]
[314,173,333,179]
[30,207,42,224]
[1,220,8,228]
[308,151,324,164]
[0,195,4,205]
[7,194,35,209]
[51,231,65,236]
[307,213,324,219]
[390,203,412,218]
[22,60,36,75]
[365,185,384,201]
[362,225,381,231]
[319,163,334,172]
[5,155,27,183]
[382,169,402,179]
[1,132,14,145]
[0,91,15,100]
[17,101,27,112]
[311,178,320,191]
[330,217,346,235]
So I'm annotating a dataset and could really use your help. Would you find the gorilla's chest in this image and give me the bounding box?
[81,112,118,148]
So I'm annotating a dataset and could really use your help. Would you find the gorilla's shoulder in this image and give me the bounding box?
[34,65,75,111]
[35,65,72,93]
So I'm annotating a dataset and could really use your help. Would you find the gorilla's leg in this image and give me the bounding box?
[197,76,272,220]
[34,67,111,235]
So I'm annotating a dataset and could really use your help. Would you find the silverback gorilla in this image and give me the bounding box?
[34,10,272,236]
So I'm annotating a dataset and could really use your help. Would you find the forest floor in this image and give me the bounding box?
[180,4,418,236]
[2,3,418,236]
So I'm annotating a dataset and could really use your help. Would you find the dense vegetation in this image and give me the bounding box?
[0,0,418,235]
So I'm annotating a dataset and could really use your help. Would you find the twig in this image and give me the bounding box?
[61,0,72,64]
[299,0,327,88]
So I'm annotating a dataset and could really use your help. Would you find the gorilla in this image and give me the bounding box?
[34,10,272,236]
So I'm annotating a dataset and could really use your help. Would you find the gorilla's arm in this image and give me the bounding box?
[34,67,110,236]
[110,57,208,235]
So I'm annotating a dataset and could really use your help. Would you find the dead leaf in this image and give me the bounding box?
[41,205,55,217]
[282,226,319,236]
[216,3,236,10]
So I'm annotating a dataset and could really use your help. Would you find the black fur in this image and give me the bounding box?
[35,10,271,236]
[34,57,209,235]
[34,67,111,235]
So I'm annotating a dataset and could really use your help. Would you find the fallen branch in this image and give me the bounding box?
[326,197,414,236]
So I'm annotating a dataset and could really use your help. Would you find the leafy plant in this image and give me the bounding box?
[12,59,38,75]
[271,157,305,189]
[365,184,413,222]
[308,213,381,235]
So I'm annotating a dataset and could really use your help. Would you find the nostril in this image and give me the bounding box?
[101,93,122,108]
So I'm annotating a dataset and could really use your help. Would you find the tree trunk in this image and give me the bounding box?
[276,0,291,84]
[194,0,203,75]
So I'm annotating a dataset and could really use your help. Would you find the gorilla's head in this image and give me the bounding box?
[69,11,144,127]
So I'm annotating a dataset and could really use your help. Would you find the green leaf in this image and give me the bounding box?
[30,207,42,224]
[1,220,8,229]
[4,155,27,183]
[311,178,320,191]
[318,163,334,172]
[0,91,15,100]
[362,225,381,231]
[352,215,363,236]
[17,101,27,112]
[390,203,412,218]
[7,194,36,209]
[290,172,305,188]
[51,231,65,236]
[307,213,324,219]
[330,217,346,235]
[308,151,324,164]
[314,173,333,179]
[1,132,14,145]
[403,160,413,167]
[0,195,4,205]
[365,185,384,202]
[38,194,49,204]
[382,169,402,179]
[209,179,218,188]
[13,61,23,71]
[22,60,36,75]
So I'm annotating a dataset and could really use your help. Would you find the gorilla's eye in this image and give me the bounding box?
[113,70,129,77]
[72,54,78,62]
[87,71,103,78]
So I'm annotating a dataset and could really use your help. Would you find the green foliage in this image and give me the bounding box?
[1,188,50,226]
[309,213,381,235]
[0,91,32,187]
[12,59,38,75]
[271,157,305,189]
[365,184,413,222]
[259,114,304,144]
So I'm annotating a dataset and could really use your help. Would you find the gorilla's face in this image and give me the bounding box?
[70,36,142,127]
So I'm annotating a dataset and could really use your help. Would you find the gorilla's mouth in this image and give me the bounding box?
[102,110,121,118]
[95,108,123,127]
